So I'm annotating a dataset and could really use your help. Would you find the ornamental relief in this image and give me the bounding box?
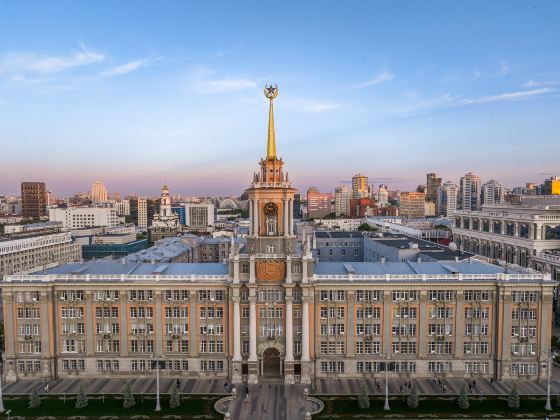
[258,340,285,356]
[256,260,286,282]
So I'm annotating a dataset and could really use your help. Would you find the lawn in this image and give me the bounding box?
[317,396,560,418]
[0,395,220,419]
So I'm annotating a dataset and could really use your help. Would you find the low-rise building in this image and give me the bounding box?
[49,206,119,229]
[452,198,560,268]
[0,232,80,279]
[312,231,364,262]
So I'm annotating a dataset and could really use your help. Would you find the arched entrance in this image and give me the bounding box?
[262,347,281,378]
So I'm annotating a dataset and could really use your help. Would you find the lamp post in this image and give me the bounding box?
[384,353,390,411]
[545,347,555,411]
[152,354,162,412]
[0,352,5,413]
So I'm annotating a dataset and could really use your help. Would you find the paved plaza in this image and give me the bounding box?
[225,383,317,420]
[3,371,560,420]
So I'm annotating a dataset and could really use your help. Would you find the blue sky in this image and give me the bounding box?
[0,0,559,197]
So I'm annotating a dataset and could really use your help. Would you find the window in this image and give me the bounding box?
[392,290,417,302]
[319,290,345,301]
[320,361,344,373]
[200,360,224,372]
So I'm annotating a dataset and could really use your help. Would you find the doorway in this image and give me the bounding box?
[262,347,281,377]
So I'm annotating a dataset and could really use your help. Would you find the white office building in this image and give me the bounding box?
[184,203,215,230]
[49,206,119,229]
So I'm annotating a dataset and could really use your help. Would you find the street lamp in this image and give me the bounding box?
[152,354,163,412]
[545,347,556,411]
[384,353,390,411]
[0,352,5,413]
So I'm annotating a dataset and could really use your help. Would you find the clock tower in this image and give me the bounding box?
[245,85,297,255]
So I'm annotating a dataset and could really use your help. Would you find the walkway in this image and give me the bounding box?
[2,377,225,395]
[225,383,317,420]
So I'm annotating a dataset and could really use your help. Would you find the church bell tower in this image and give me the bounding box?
[245,85,297,255]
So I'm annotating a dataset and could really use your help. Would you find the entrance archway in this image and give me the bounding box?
[262,347,281,377]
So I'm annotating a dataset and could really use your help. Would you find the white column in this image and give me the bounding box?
[283,199,288,236]
[289,199,293,235]
[233,297,242,361]
[249,296,257,361]
[249,199,253,236]
[253,199,259,237]
[285,297,294,361]
[301,296,310,362]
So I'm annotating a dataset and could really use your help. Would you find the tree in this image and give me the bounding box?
[75,383,88,409]
[29,384,41,409]
[407,384,419,409]
[358,223,373,231]
[457,385,470,410]
[507,384,520,410]
[169,385,181,409]
[357,385,370,409]
[123,381,135,409]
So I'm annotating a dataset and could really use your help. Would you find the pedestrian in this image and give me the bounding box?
[176,377,181,389]
[473,380,476,388]
[224,382,228,392]
[433,376,437,383]
[490,378,494,385]
[245,386,249,400]
[400,386,403,393]
[44,383,49,392]
[443,385,447,393]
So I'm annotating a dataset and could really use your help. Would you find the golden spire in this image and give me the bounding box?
[264,84,279,160]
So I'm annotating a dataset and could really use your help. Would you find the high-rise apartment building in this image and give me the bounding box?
[426,173,442,204]
[306,188,331,219]
[334,185,350,217]
[460,172,481,211]
[399,192,426,219]
[90,181,108,203]
[21,182,47,219]
[351,173,369,199]
[376,184,389,207]
[437,181,459,217]
[482,180,505,206]
[130,197,160,228]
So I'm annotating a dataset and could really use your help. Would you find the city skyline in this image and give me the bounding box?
[1,1,559,196]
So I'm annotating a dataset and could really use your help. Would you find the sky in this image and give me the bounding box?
[0,0,559,197]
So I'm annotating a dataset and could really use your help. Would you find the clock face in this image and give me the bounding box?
[264,201,278,216]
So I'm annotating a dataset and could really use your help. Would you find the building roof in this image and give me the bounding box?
[314,261,516,276]
[33,261,228,276]
[315,231,364,239]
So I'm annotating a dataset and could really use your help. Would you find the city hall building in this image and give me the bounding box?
[2,87,556,385]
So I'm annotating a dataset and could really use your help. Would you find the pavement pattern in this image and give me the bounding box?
[225,383,317,420]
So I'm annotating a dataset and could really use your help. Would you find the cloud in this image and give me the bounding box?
[198,77,257,93]
[352,71,394,88]
[460,87,556,105]
[525,79,558,87]
[473,60,511,80]
[101,59,148,76]
[190,67,257,94]
[0,43,104,75]
[395,88,556,116]
[301,101,343,113]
